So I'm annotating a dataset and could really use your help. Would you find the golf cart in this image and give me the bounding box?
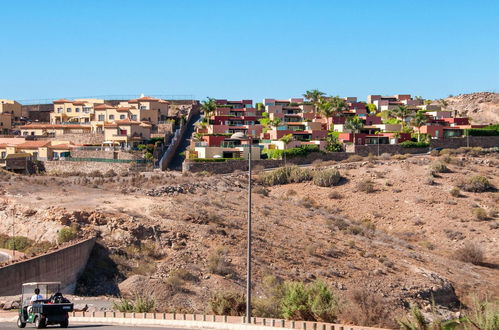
[17,282,73,328]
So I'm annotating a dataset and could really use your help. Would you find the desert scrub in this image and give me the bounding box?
[473,207,488,221]
[328,191,343,199]
[312,168,342,187]
[455,242,484,265]
[259,166,311,186]
[459,175,493,192]
[449,187,461,197]
[207,247,232,276]
[113,295,155,313]
[57,226,78,243]
[210,292,246,315]
[430,162,450,173]
[356,179,375,193]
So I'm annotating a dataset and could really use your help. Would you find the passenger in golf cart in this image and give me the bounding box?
[17,282,73,329]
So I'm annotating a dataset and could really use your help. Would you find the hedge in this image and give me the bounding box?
[466,128,499,136]
[399,141,430,148]
[263,145,321,159]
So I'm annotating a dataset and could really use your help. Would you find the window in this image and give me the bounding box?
[67,108,72,112]
[131,115,137,121]
[75,108,80,112]
[98,115,105,121]
[83,107,91,113]
[140,106,147,110]
[109,115,115,120]
[120,115,126,120]
[57,108,63,113]
[1,151,6,159]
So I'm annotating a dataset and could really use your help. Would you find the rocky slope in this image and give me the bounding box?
[0,153,498,327]
[444,92,499,124]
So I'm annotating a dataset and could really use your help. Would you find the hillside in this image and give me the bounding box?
[0,151,498,327]
[444,92,499,124]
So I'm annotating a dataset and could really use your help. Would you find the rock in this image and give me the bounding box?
[73,303,88,312]
[118,275,150,297]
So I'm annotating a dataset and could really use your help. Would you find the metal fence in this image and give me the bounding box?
[18,94,196,105]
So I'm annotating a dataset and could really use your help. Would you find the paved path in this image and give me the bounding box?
[0,321,200,329]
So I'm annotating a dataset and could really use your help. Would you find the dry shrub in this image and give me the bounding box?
[392,154,408,160]
[345,155,363,162]
[473,207,488,221]
[210,292,245,316]
[313,168,342,187]
[450,187,461,197]
[259,166,311,186]
[455,242,484,265]
[430,162,450,173]
[328,191,343,199]
[459,176,493,192]
[356,179,375,193]
[342,289,393,328]
[253,186,269,196]
[207,248,232,276]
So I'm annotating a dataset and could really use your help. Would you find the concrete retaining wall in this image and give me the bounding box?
[354,145,428,156]
[0,238,96,296]
[71,149,139,160]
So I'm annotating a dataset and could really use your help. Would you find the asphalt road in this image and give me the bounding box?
[0,322,199,329]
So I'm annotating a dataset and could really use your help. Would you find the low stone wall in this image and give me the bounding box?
[44,160,132,175]
[430,136,499,149]
[71,149,139,160]
[354,145,428,156]
[0,238,96,296]
[183,152,350,174]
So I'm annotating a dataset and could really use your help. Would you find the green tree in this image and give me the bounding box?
[317,97,347,130]
[193,132,204,142]
[303,89,326,111]
[280,133,294,146]
[390,105,411,127]
[411,111,427,142]
[344,116,364,145]
[325,131,343,152]
[201,97,217,118]
[366,103,377,115]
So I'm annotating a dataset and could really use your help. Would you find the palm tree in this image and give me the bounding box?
[390,105,411,126]
[201,97,217,118]
[317,97,347,130]
[411,111,427,142]
[303,89,326,114]
[344,116,364,145]
[303,89,325,104]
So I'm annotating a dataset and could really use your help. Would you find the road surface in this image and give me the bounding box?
[0,322,201,329]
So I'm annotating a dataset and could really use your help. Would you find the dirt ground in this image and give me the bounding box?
[0,151,497,327]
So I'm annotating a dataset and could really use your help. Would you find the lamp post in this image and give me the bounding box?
[230,132,252,323]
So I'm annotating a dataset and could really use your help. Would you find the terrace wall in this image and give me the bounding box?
[0,237,96,296]
[44,160,133,174]
[70,149,139,160]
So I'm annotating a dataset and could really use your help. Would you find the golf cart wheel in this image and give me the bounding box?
[34,316,46,329]
[60,319,69,328]
[17,317,26,328]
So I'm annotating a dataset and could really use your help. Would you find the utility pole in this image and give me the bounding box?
[246,139,252,323]
[11,209,15,258]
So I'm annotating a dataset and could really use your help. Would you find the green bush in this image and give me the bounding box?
[281,280,339,322]
[312,169,342,187]
[210,292,246,316]
[259,166,312,186]
[113,295,155,313]
[466,127,499,136]
[263,145,321,160]
[58,227,78,243]
[399,141,430,148]
[5,236,32,252]
[459,176,493,192]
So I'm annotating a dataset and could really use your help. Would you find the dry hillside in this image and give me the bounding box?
[443,92,499,124]
[0,151,498,327]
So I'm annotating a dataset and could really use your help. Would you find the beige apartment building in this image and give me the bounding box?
[103,119,152,147]
[19,123,92,137]
[119,96,169,122]
[0,99,22,122]
[50,98,104,124]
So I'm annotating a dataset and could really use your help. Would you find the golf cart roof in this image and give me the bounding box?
[22,282,61,286]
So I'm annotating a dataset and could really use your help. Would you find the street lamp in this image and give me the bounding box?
[230,132,252,323]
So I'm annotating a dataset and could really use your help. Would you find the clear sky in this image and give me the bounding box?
[1,0,498,103]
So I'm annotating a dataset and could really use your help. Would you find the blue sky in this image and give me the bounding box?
[1,0,498,103]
